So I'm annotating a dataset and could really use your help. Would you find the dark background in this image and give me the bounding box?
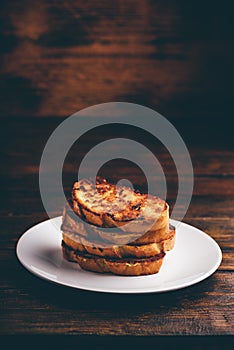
[1,0,234,213]
[1,0,233,128]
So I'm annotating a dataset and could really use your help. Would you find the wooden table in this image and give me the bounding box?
[1,117,233,349]
[1,0,234,347]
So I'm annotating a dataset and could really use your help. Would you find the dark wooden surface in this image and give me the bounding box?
[1,118,234,349]
[1,0,234,348]
[0,0,233,120]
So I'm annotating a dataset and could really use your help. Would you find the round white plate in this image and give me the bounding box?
[16,217,222,294]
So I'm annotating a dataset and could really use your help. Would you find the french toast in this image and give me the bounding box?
[72,178,168,231]
[61,177,175,276]
[62,204,170,245]
[62,224,176,259]
[62,241,165,276]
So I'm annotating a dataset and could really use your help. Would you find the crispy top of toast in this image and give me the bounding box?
[72,178,166,223]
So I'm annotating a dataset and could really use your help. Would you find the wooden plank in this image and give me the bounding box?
[3,174,234,198]
[0,268,233,335]
[1,1,233,118]
[3,149,234,176]
[2,117,234,177]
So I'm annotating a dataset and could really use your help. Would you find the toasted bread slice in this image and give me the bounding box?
[89,222,170,245]
[62,225,176,259]
[62,205,88,238]
[62,242,165,276]
[72,178,168,231]
[62,204,171,245]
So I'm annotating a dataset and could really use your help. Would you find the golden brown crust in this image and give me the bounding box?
[62,245,165,276]
[62,226,176,259]
[61,178,175,276]
[62,205,171,245]
[72,178,167,229]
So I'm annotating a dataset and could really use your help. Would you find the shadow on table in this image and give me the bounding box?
[12,258,218,314]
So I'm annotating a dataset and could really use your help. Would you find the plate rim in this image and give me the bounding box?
[16,217,222,294]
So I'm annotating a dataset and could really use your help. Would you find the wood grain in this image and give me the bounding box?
[1,118,234,339]
[0,257,233,336]
[1,0,233,119]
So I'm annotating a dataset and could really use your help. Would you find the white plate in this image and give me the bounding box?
[16,217,222,294]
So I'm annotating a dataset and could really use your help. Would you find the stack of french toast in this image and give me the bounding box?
[61,178,176,276]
